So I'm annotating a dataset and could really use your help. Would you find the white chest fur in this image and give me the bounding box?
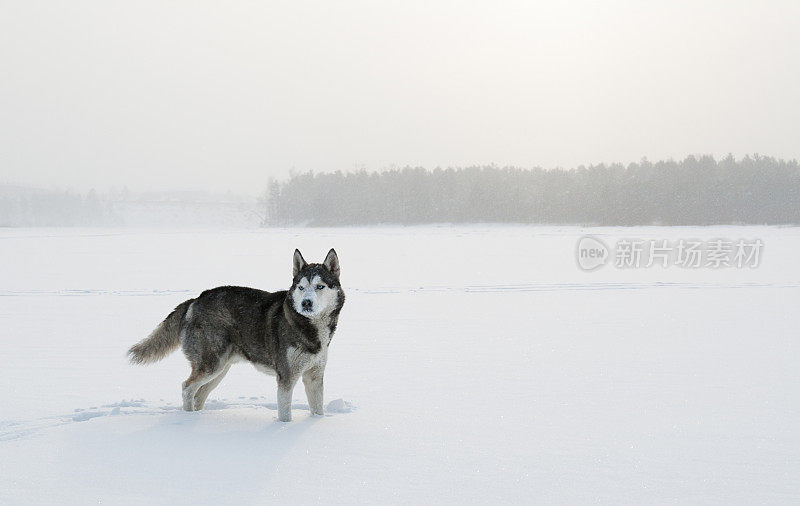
[286,321,331,374]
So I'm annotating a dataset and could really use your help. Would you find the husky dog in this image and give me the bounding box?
[128,249,344,422]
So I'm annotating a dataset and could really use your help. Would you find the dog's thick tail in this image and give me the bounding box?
[128,299,194,365]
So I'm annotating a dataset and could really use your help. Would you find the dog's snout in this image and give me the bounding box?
[301,299,313,310]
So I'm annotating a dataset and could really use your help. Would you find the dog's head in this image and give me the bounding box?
[289,248,344,319]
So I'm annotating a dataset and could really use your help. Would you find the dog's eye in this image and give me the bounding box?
[316,284,324,290]
[298,286,304,291]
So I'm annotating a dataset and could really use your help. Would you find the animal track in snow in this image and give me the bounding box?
[0,398,356,441]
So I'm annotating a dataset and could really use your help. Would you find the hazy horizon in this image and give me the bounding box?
[2,1,799,193]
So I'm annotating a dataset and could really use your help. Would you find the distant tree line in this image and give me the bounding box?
[0,187,259,227]
[262,155,800,226]
[0,187,114,226]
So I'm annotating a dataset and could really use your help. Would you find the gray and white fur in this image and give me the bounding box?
[128,248,345,422]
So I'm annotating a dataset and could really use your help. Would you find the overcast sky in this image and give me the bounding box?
[1,1,799,193]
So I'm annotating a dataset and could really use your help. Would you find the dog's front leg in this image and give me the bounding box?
[277,375,298,422]
[302,367,324,416]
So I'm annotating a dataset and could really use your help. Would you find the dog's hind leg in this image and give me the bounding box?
[193,363,232,410]
[182,361,228,411]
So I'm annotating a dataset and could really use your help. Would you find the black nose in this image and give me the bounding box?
[301,299,313,310]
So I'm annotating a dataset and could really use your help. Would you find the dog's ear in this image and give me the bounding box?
[293,249,307,278]
[323,248,340,278]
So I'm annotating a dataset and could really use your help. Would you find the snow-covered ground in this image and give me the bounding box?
[1,226,798,504]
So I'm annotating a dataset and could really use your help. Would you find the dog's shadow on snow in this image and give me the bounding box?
[113,398,357,487]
